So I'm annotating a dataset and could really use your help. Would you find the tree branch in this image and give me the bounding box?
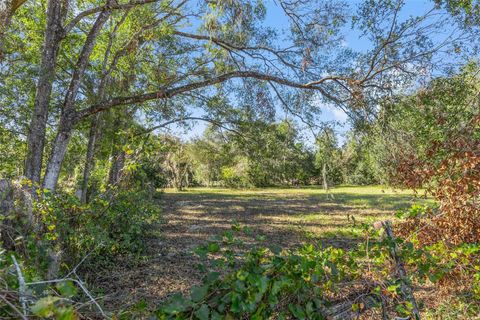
[63,0,160,34]
[75,71,342,122]
[139,116,243,137]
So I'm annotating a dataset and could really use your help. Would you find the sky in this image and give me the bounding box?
[164,0,449,146]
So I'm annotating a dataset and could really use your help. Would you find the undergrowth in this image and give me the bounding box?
[1,179,161,318]
[155,216,480,319]
[2,197,479,319]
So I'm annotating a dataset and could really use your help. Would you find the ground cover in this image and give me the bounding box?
[96,186,428,313]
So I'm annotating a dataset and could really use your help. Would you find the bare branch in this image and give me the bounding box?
[0,295,28,320]
[11,255,27,317]
[139,116,243,137]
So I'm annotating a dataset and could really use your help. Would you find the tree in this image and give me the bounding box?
[161,136,191,191]
[315,127,341,190]
[341,130,380,185]
[375,63,480,244]
[0,0,476,193]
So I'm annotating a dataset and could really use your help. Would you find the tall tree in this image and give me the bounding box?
[1,0,477,192]
[315,127,340,190]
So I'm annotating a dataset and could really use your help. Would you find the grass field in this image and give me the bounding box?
[98,185,431,310]
[166,185,431,240]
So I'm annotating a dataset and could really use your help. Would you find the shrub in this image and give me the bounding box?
[382,66,480,244]
[2,178,161,278]
[157,222,480,319]
[34,188,161,267]
[1,182,161,318]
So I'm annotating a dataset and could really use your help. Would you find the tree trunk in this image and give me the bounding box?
[322,162,328,190]
[42,6,111,191]
[24,0,66,185]
[79,114,100,203]
[107,106,138,188]
[108,148,126,186]
[43,123,73,191]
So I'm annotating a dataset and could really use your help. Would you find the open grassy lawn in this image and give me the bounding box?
[98,185,431,311]
[167,185,430,240]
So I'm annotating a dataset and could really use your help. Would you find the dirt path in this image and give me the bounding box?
[96,187,420,312]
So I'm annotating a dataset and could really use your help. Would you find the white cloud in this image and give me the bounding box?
[311,94,348,123]
[325,104,348,122]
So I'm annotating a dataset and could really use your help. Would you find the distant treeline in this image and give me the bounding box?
[140,120,385,190]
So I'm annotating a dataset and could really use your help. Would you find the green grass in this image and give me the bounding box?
[167,185,431,210]
[164,185,432,243]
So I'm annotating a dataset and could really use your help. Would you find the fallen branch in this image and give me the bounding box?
[23,248,108,318]
[322,292,380,319]
[11,255,27,316]
[25,277,108,318]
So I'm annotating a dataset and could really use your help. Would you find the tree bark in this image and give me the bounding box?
[43,6,111,191]
[43,123,73,190]
[24,0,66,185]
[108,148,126,186]
[79,114,100,203]
[322,162,329,190]
[79,10,127,202]
[107,108,130,187]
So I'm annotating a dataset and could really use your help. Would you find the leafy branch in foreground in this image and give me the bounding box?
[157,219,480,320]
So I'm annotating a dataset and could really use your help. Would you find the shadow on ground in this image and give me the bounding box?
[97,187,426,311]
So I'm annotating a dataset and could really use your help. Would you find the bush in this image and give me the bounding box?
[34,188,161,267]
[386,66,480,244]
[221,165,251,188]
[1,181,162,318]
[2,178,161,278]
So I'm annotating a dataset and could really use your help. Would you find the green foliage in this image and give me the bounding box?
[0,253,78,319]
[157,219,480,319]
[185,120,318,188]
[220,163,251,188]
[32,188,161,267]
[0,126,26,178]
[1,184,161,317]
[159,239,356,318]
[31,296,76,319]
[0,182,162,280]
[341,131,381,185]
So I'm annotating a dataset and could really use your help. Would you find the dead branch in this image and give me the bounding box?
[10,255,27,317]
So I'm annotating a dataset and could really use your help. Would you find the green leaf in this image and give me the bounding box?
[31,296,61,317]
[288,304,306,319]
[194,304,209,320]
[56,307,76,320]
[205,271,221,283]
[211,310,222,320]
[208,242,220,253]
[191,285,209,303]
[306,301,314,316]
[387,284,399,293]
[57,281,77,298]
[163,294,190,314]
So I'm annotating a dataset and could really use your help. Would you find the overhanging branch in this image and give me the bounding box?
[75,70,342,122]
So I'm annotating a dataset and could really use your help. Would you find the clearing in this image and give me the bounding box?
[97,186,427,311]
